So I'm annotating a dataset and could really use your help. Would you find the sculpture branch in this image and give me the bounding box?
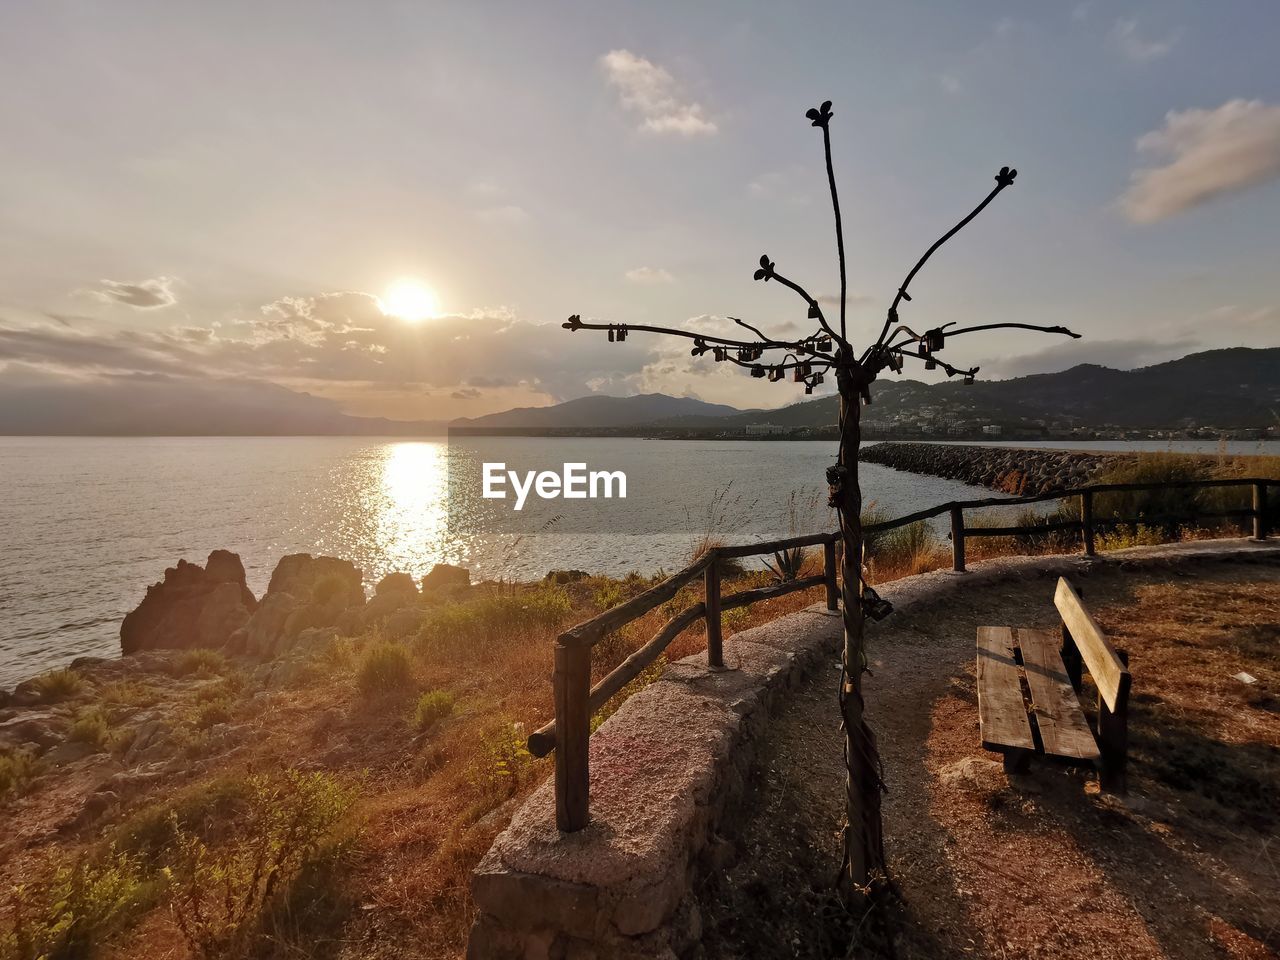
[867,165,1019,359]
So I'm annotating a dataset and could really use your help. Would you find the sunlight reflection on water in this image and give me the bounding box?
[0,435,1047,683]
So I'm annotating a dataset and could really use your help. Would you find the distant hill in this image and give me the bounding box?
[715,347,1280,431]
[450,393,751,430]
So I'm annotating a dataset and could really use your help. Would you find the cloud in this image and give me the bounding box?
[1109,18,1178,62]
[624,266,675,285]
[1120,99,1280,222]
[0,289,659,419]
[92,277,177,309]
[599,50,717,137]
[938,74,962,96]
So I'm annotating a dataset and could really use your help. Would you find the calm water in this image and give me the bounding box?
[0,436,1271,686]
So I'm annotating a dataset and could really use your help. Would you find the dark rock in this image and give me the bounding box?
[362,572,420,627]
[862,442,1118,497]
[422,563,470,593]
[0,711,67,749]
[120,550,258,655]
[545,569,589,585]
[46,739,100,766]
[376,572,419,598]
[267,554,365,608]
[242,555,364,658]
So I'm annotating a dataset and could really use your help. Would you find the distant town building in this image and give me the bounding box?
[981,424,1003,436]
[744,423,789,435]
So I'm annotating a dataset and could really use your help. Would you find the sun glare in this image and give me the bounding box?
[381,279,441,322]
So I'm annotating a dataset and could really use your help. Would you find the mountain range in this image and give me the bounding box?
[2,347,1273,436]
[447,347,1280,434]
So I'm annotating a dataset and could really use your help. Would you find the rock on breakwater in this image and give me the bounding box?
[862,442,1119,496]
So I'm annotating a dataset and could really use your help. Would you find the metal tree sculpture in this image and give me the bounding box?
[563,101,1079,896]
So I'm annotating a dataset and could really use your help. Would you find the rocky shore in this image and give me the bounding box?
[862,441,1120,496]
[0,551,474,780]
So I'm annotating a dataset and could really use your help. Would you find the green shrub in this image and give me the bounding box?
[97,681,160,708]
[29,668,84,702]
[865,520,942,577]
[192,699,233,730]
[167,771,356,959]
[357,642,415,699]
[411,691,454,733]
[68,707,111,750]
[0,749,40,800]
[1094,453,1208,537]
[115,776,255,865]
[469,722,533,799]
[173,649,226,677]
[1010,503,1081,553]
[416,585,572,654]
[0,849,156,960]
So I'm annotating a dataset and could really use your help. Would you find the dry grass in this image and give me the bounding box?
[1,568,829,960]
[701,560,1280,960]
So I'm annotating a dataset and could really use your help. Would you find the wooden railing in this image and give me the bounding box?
[863,476,1271,572]
[526,531,841,831]
[532,475,1271,832]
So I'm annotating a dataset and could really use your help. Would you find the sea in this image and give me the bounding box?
[1,436,1275,687]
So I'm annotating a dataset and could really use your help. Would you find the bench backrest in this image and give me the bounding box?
[1054,577,1130,711]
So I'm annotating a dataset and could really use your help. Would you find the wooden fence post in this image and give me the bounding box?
[705,559,723,668]
[554,640,591,831]
[950,506,966,572]
[1254,482,1268,541]
[823,538,839,611]
[1080,490,1096,556]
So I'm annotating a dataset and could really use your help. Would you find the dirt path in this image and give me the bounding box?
[698,557,1280,960]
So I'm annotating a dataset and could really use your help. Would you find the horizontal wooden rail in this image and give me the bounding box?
[528,574,829,759]
[540,533,840,831]
[541,475,1272,830]
[864,476,1271,534]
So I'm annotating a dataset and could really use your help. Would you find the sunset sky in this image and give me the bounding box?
[1,1,1278,427]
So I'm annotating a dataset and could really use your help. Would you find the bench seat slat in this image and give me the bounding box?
[1016,628,1102,761]
[977,626,1036,752]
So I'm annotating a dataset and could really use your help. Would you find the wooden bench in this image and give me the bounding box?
[977,577,1131,792]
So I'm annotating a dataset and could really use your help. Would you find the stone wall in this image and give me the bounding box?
[861,441,1121,495]
[467,605,844,959]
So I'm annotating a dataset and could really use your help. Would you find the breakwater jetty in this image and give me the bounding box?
[862,442,1120,496]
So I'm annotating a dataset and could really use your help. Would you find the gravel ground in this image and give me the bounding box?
[697,556,1280,960]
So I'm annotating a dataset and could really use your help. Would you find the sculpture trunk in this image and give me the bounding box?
[837,376,885,891]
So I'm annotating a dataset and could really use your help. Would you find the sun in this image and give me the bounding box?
[381,279,441,322]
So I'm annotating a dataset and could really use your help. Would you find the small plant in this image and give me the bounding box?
[68,707,111,750]
[0,749,40,800]
[357,642,415,700]
[173,649,226,677]
[115,776,255,865]
[29,668,83,702]
[411,691,454,733]
[764,545,808,582]
[0,849,155,960]
[167,770,356,959]
[470,721,533,799]
[98,681,160,708]
[192,698,233,730]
